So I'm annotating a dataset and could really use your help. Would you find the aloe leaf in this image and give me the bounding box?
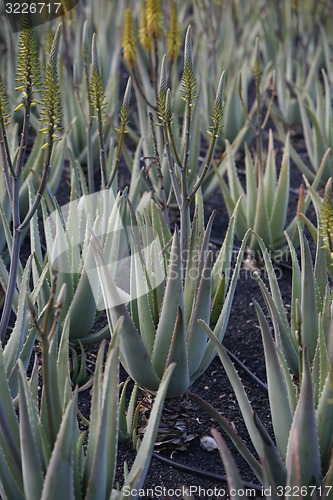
[119,363,175,497]
[164,307,189,398]
[152,229,184,378]
[253,413,287,488]
[66,259,97,340]
[255,302,293,460]
[263,130,277,216]
[198,321,265,457]
[184,212,200,325]
[0,201,13,256]
[211,429,245,495]
[212,204,238,291]
[18,366,43,500]
[297,90,315,166]
[225,140,245,201]
[85,328,120,499]
[187,252,212,375]
[317,364,333,474]
[189,393,263,482]
[83,341,105,487]
[299,233,319,363]
[254,233,291,335]
[132,246,156,355]
[0,253,19,312]
[250,163,272,251]
[40,398,76,500]
[57,315,72,410]
[0,343,21,479]
[269,135,289,242]
[244,143,257,228]
[284,232,301,338]
[91,238,160,392]
[255,274,298,375]
[193,230,250,379]
[3,255,32,392]
[286,349,321,489]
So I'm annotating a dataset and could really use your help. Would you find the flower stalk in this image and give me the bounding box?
[0,22,62,342]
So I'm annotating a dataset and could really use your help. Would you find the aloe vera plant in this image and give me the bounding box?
[192,307,333,497]
[0,295,174,499]
[93,192,250,398]
[217,131,306,259]
[296,70,333,184]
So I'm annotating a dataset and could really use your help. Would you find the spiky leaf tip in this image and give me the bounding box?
[319,177,333,264]
[89,33,107,114]
[139,0,152,51]
[146,0,163,39]
[15,15,41,104]
[181,26,197,103]
[167,2,181,62]
[122,9,137,67]
[40,24,63,142]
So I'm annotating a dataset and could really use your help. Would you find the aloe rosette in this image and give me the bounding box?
[93,197,249,398]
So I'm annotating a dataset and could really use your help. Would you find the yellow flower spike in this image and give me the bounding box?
[139,0,152,51]
[167,2,181,62]
[319,178,333,264]
[146,0,162,39]
[122,9,137,67]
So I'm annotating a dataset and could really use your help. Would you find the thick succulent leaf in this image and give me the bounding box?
[3,255,33,395]
[285,232,301,339]
[66,250,97,340]
[255,302,293,460]
[193,230,250,380]
[131,245,156,355]
[317,364,333,474]
[211,429,245,496]
[250,163,272,251]
[85,328,120,499]
[0,343,21,479]
[299,233,319,363]
[40,398,76,500]
[18,366,44,500]
[255,275,298,376]
[254,232,298,370]
[244,143,257,228]
[286,350,322,489]
[152,229,184,378]
[212,202,239,290]
[57,315,72,410]
[187,252,212,375]
[0,253,19,312]
[0,445,24,500]
[189,393,263,482]
[269,134,290,242]
[263,130,277,216]
[0,199,14,257]
[118,364,175,497]
[225,140,245,203]
[198,321,265,457]
[92,239,160,392]
[164,307,189,398]
[184,212,200,325]
[83,341,105,487]
[253,413,287,488]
